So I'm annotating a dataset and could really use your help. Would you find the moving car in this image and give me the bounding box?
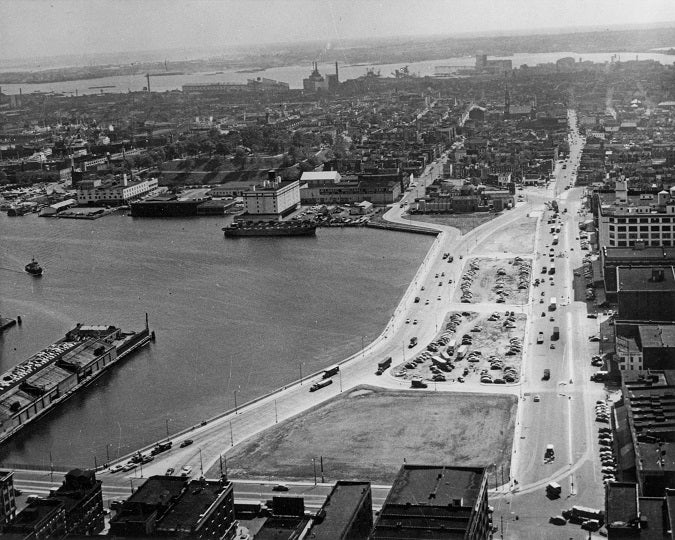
[180,465,192,477]
[180,439,193,448]
[272,484,289,492]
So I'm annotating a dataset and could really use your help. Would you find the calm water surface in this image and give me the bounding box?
[0,213,432,467]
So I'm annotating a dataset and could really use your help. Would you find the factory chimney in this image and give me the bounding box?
[335,62,339,81]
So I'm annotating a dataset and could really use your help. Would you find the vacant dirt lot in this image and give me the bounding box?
[478,216,537,253]
[217,386,517,483]
[455,257,532,305]
[405,213,497,234]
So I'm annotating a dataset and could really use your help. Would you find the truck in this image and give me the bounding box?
[543,369,551,380]
[322,366,339,379]
[408,337,418,348]
[376,357,392,375]
[537,332,544,344]
[410,377,428,389]
[552,326,560,341]
[549,297,557,311]
[564,505,604,525]
[552,235,559,245]
[456,344,468,360]
[549,226,555,233]
[310,379,333,392]
[546,482,562,499]
[548,266,555,275]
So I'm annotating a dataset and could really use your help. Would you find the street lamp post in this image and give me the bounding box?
[312,458,317,485]
[234,390,238,415]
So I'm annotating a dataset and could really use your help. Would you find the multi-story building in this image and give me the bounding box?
[0,470,16,526]
[3,498,67,539]
[109,475,236,539]
[616,267,675,322]
[595,181,675,249]
[371,465,491,540]
[50,469,104,536]
[241,178,300,220]
[307,481,373,540]
[77,175,158,206]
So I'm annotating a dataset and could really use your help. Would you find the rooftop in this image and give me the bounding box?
[157,478,231,534]
[604,246,675,262]
[309,481,371,540]
[386,465,485,507]
[639,325,675,349]
[606,482,638,526]
[125,475,186,507]
[617,266,675,292]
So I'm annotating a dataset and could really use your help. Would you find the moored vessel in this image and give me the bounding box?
[223,220,317,237]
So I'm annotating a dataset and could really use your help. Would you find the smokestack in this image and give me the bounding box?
[335,62,339,81]
[146,73,150,92]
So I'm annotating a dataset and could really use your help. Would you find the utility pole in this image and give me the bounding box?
[230,421,234,446]
[165,419,170,441]
[312,458,317,485]
[320,456,325,483]
[274,400,278,424]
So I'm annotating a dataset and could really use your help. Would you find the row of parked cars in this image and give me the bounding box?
[459,260,480,303]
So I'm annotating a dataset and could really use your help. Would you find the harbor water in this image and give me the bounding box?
[1,51,673,96]
[0,212,432,467]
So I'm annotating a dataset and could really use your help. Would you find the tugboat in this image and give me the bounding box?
[24,258,43,276]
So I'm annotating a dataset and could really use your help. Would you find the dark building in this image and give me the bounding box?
[3,498,67,539]
[616,267,675,322]
[51,468,104,536]
[109,475,236,539]
[0,470,16,526]
[604,481,674,538]
[616,371,675,496]
[371,465,491,540]
[601,246,675,300]
[308,481,373,540]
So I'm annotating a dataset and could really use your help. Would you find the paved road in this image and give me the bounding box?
[12,116,608,537]
[493,110,608,539]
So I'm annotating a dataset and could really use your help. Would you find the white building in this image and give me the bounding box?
[242,179,300,219]
[77,175,158,205]
[597,181,675,248]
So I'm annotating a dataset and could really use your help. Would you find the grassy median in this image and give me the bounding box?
[219,386,517,483]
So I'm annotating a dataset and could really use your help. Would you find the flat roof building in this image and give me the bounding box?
[371,465,491,539]
[616,267,675,322]
[308,481,373,540]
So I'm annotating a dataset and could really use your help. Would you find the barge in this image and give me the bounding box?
[0,318,152,445]
[223,220,317,237]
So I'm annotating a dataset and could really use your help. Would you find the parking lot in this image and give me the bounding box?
[455,257,532,305]
[391,310,527,386]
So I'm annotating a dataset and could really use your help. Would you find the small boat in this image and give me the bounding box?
[25,258,43,276]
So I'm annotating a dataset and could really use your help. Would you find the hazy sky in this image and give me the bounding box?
[1,0,674,60]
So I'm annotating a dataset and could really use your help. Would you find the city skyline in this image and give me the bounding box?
[0,0,674,62]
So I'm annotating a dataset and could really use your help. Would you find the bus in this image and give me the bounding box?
[322,366,340,379]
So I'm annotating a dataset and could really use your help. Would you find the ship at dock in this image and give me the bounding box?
[223,220,317,237]
[0,319,152,445]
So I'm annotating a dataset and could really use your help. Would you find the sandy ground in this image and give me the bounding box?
[391,311,526,385]
[455,257,532,304]
[477,216,537,253]
[219,386,517,483]
[403,213,497,234]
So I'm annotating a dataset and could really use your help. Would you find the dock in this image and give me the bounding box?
[0,321,152,446]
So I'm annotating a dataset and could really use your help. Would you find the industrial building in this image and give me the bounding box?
[76,175,158,206]
[240,176,301,220]
[371,465,491,539]
[109,475,236,539]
